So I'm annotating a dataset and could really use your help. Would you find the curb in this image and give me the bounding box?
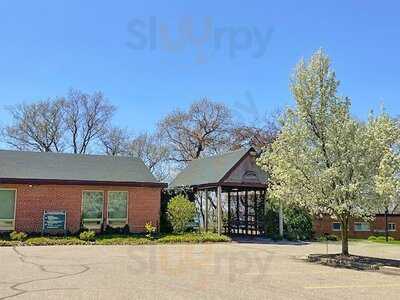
[379,266,400,276]
[307,254,381,270]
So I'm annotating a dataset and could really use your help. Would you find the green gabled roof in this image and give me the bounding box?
[169,148,251,188]
[0,150,164,186]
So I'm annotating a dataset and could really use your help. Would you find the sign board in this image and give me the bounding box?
[43,211,66,233]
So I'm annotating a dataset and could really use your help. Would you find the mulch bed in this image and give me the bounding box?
[308,254,400,271]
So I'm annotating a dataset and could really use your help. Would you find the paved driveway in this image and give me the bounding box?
[1,241,400,299]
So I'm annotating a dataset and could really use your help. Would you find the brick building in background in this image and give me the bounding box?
[314,215,400,239]
[0,150,166,234]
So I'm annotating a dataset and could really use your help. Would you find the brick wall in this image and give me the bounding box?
[314,215,400,239]
[0,184,161,234]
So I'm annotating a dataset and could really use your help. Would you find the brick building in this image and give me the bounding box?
[0,150,166,234]
[314,215,400,239]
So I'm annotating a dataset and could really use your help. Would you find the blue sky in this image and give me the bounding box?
[0,1,399,133]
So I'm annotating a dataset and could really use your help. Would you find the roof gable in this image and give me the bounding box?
[169,148,266,188]
[222,154,267,185]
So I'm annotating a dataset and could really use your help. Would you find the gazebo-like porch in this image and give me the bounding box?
[195,185,266,236]
[170,148,268,236]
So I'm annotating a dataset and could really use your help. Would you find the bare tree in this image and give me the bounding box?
[2,99,65,152]
[230,111,280,150]
[63,89,115,154]
[128,132,170,181]
[100,127,130,156]
[158,98,232,164]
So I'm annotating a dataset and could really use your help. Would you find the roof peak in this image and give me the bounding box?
[170,147,257,188]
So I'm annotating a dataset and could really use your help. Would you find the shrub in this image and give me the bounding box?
[167,195,197,233]
[326,234,338,241]
[144,222,157,238]
[284,207,313,240]
[158,232,230,244]
[0,240,18,246]
[317,234,338,241]
[9,231,27,241]
[264,204,313,241]
[376,235,394,242]
[25,237,86,246]
[368,235,377,241]
[79,230,96,241]
[103,224,130,235]
[264,205,280,238]
[96,235,152,245]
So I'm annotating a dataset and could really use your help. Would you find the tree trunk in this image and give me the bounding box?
[385,209,389,243]
[340,218,349,256]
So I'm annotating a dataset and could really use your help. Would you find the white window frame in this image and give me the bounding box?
[81,190,104,230]
[354,222,370,232]
[331,222,341,231]
[107,191,128,228]
[0,188,17,231]
[388,223,396,232]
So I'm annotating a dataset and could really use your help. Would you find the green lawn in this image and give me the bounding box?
[349,237,400,245]
[317,236,400,245]
[0,232,231,247]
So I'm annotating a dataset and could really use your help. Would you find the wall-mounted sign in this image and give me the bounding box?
[43,211,66,232]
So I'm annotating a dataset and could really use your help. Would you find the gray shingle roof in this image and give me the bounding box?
[0,150,163,186]
[169,148,250,188]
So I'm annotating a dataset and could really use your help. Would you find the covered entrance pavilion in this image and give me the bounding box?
[169,148,267,237]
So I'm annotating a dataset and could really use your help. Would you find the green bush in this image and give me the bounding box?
[158,232,230,244]
[284,207,313,240]
[103,224,130,235]
[25,237,86,246]
[9,231,27,241]
[376,235,394,242]
[167,195,197,233]
[0,240,18,246]
[368,235,377,241]
[95,235,152,245]
[264,205,313,241]
[326,234,338,241]
[317,234,338,242]
[264,206,280,237]
[79,230,96,241]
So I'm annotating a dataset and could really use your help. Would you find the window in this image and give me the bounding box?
[388,223,396,232]
[82,191,104,230]
[0,189,16,231]
[332,222,341,231]
[108,191,128,227]
[354,222,370,232]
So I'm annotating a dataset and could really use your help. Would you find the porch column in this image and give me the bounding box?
[217,186,222,235]
[227,191,231,234]
[279,200,284,237]
[254,190,258,235]
[205,189,209,232]
[245,190,248,235]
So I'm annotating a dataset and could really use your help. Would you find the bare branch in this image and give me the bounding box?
[2,99,65,152]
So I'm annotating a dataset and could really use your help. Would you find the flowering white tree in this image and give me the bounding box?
[374,115,400,241]
[258,50,400,255]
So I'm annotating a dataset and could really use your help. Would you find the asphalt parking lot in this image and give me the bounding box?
[1,241,400,299]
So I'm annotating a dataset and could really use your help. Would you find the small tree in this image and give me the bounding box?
[167,195,197,233]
